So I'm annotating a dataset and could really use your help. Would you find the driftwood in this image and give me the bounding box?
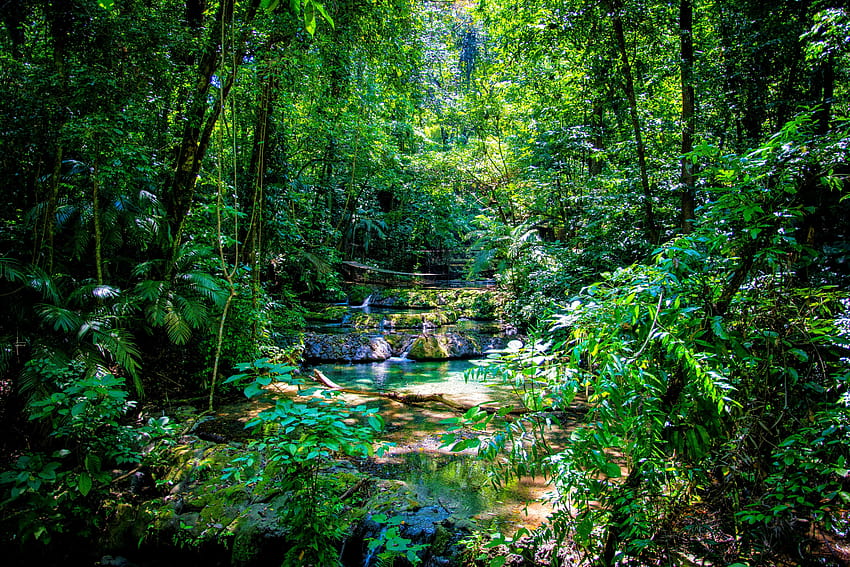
[339,477,371,501]
[311,369,527,415]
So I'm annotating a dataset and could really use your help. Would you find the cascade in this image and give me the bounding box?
[351,294,373,310]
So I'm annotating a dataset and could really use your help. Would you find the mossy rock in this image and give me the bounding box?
[349,312,382,328]
[407,335,451,360]
[385,333,416,355]
[303,304,349,323]
[372,288,496,319]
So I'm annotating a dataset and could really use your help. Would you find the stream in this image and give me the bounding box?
[302,299,555,544]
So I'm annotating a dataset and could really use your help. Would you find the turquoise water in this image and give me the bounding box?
[310,358,494,392]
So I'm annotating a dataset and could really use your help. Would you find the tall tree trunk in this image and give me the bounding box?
[795,53,836,283]
[606,0,659,245]
[162,0,259,275]
[679,0,696,233]
[92,161,104,285]
[244,69,280,344]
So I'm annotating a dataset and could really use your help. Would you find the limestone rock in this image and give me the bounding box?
[302,332,392,362]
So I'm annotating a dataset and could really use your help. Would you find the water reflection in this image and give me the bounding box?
[310,359,494,392]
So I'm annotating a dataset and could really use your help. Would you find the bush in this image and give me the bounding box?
[0,370,173,547]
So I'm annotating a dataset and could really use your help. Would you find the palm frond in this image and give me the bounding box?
[144,298,171,327]
[17,348,72,402]
[27,265,61,303]
[297,250,334,275]
[134,279,167,302]
[91,327,143,396]
[163,310,192,345]
[69,283,122,305]
[173,294,211,329]
[131,261,158,278]
[37,303,84,333]
[0,256,25,283]
[467,248,496,277]
[179,271,227,306]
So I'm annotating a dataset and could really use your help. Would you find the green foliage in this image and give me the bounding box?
[221,359,384,566]
[0,373,174,545]
[460,112,850,562]
[367,513,427,566]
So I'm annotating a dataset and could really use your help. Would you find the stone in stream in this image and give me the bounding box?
[301,331,505,363]
[302,332,393,362]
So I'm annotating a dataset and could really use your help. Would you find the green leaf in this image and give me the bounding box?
[244,382,265,399]
[304,3,316,36]
[78,472,93,496]
[314,1,334,28]
[85,454,102,473]
[223,372,249,384]
[451,437,481,452]
[711,316,728,339]
[603,462,622,478]
[367,414,384,431]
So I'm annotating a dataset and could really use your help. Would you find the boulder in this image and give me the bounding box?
[342,479,474,567]
[302,332,393,362]
[406,333,480,360]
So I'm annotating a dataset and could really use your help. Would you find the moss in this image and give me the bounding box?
[373,288,497,319]
[349,312,382,328]
[304,304,349,322]
[407,335,451,360]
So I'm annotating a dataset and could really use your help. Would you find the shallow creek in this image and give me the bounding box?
[306,357,557,533]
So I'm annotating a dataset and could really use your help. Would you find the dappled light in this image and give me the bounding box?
[1,0,849,565]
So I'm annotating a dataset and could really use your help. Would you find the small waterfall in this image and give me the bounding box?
[362,525,387,567]
[351,294,373,309]
[349,294,373,314]
[387,351,411,363]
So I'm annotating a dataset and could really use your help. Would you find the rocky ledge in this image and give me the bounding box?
[301,332,506,363]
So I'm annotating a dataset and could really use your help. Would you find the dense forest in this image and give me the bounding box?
[1,0,849,565]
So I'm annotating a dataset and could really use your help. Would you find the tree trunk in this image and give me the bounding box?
[606,0,659,245]
[162,0,260,274]
[92,161,104,285]
[679,0,696,233]
[244,69,280,343]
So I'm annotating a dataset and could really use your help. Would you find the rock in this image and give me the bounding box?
[407,333,481,360]
[407,335,450,359]
[302,332,393,362]
[344,480,474,567]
